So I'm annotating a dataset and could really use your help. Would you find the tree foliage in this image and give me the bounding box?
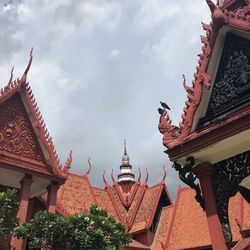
[16,205,131,250]
[0,189,19,249]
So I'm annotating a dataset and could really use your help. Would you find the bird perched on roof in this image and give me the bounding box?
[158,108,164,115]
[160,101,171,110]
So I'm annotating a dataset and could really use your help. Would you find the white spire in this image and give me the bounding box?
[118,140,135,183]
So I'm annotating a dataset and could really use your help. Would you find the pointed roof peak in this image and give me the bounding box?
[124,139,127,155]
[20,48,33,84]
[122,139,130,166]
[118,140,135,183]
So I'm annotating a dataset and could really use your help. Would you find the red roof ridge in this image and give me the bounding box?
[164,186,182,248]
[146,184,165,229]
[159,0,250,150]
[105,185,127,227]
[158,21,212,149]
[127,184,147,231]
[0,50,66,179]
[62,150,72,176]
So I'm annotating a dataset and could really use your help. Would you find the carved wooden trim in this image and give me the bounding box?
[213,150,250,243]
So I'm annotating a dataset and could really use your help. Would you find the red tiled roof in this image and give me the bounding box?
[151,205,174,250]
[128,239,150,249]
[92,187,120,221]
[58,173,95,215]
[165,188,245,249]
[242,195,250,231]
[127,184,147,228]
[107,186,128,222]
[130,184,163,233]
[0,52,68,180]
[166,187,211,249]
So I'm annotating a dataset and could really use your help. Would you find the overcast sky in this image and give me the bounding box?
[0,0,211,198]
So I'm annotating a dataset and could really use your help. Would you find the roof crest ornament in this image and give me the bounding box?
[124,139,127,155]
[20,48,33,85]
[0,52,66,179]
[63,150,72,176]
[111,168,115,183]
[206,0,217,13]
[143,168,149,185]
[137,167,141,182]
[24,82,65,175]
[102,170,109,186]
[85,157,92,175]
[162,165,167,182]
[8,67,14,86]
[158,22,212,149]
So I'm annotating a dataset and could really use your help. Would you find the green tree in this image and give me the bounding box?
[15,205,131,250]
[0,189,19,250]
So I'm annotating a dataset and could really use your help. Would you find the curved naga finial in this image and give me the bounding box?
[182,74,194,95]
[86,157,92,175]
[102,170,108,186]
[143,168,149,184]
[206,0,216,13]
[8,67,14,85]
[63,150,72,175]
[137,167,141,182]
[111,168,115,183]
[20,48,33,84]
[158,101,180,148]
[161,165,167,182]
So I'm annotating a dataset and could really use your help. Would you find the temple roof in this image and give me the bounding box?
[0,50,69,181]
[164,188,245,249]
[158,0,250,161]
[151,205,174,250]
[54,167,172,235]
[50,172,250,249]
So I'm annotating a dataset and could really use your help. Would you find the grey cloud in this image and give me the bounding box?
[0,0,211,199]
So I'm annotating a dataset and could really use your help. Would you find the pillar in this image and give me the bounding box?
[47,182,59,213]
[11,175,33,250]
[193,162,228,250]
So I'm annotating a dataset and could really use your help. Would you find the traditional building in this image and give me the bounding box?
[0,0,249,250]
[158,0,250,249]
[0,51,72,249]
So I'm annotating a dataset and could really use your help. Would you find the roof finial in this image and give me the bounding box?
[124,139,127,155]
[111,168,115,183]
[20,48,33,84]
[118,140,135,183]
[103,170,108,186]
[86,157,92,175]
[144,168,149,184]
[206,0,216,13]
[63,150,72,176]
[162,166,167,182]
[8,67,14,85]
[137,167,141,182]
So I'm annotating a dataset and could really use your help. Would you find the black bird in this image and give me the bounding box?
[160,101,171,110]
[158,108,164,115]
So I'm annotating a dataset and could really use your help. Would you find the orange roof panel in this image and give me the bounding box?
[151,205,174,250]
[92,187,120,222]
[58,174,95,215]
[130,184,162,233]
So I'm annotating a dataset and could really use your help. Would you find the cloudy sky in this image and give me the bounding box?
[0,0,212,198]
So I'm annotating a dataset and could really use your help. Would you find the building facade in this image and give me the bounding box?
[0,0,249,249]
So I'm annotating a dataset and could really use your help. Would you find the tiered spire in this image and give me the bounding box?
[117,140,135,183]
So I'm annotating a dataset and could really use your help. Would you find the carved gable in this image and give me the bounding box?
[199,32,250,126]
[0,93,46,164]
